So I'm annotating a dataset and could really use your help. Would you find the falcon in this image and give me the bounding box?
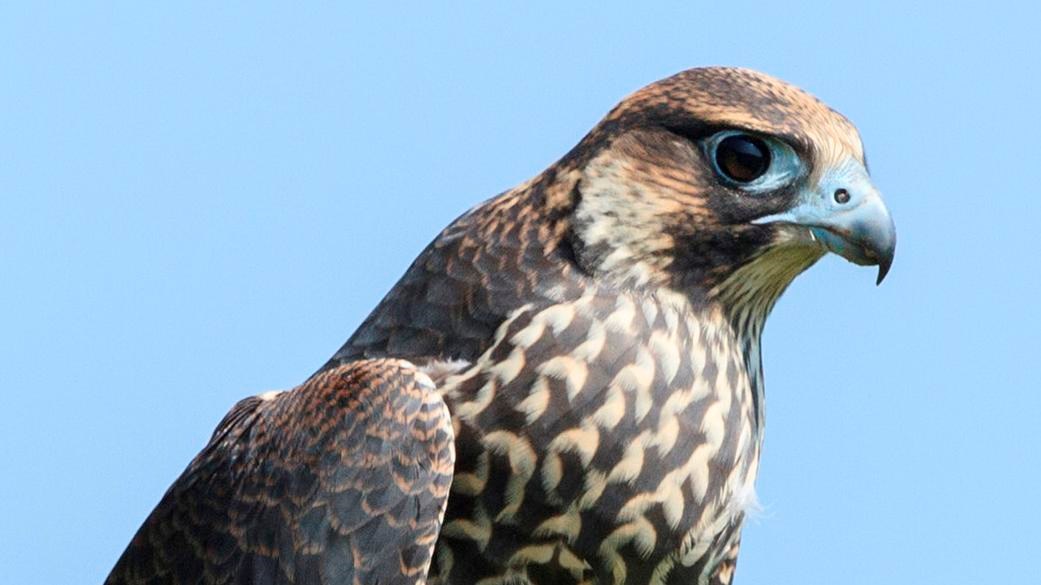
[107,67,895,585]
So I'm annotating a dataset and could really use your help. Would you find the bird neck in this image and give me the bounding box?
[710,244,824,339]
[700,245,824,427]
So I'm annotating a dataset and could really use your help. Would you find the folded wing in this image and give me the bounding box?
[107,359,455,585]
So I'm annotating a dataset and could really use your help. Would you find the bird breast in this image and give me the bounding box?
[435,285,764,582]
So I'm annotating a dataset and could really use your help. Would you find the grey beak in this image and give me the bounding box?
[755,160,896,284]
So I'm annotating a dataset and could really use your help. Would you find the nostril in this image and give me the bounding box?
[834,188,851,204]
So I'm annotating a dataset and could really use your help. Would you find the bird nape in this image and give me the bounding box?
[107,67,895,585]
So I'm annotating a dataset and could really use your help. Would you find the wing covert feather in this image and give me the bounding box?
[106,359,455,585]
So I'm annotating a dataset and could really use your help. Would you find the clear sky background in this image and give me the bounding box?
[3,3,1039,584]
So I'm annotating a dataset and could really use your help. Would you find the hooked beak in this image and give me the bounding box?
[755,160,896,284]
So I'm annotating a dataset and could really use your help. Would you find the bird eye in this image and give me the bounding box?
[713,134,771,183]
[702,130,802,193]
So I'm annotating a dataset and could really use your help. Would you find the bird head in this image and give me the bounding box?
[564,67,895,312]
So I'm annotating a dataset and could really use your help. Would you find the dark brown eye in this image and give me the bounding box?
[714,134,771,183]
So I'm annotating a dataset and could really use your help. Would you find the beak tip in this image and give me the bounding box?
[874,245,894,285]
[875,265,889,286]
[874,227,896,286]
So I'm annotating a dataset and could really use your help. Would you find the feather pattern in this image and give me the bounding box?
[106,360,454,585]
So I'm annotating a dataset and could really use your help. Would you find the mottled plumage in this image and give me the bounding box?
[109,67,894,585]
[107,360,454,585]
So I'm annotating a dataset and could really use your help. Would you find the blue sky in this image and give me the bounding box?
[3,3,1038,583]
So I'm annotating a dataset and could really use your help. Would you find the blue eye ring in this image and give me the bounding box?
[703,130,803,193]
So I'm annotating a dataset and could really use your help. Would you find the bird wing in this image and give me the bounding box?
[106,359,455,585]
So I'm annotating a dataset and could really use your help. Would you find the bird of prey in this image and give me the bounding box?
[107,67,895,585]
